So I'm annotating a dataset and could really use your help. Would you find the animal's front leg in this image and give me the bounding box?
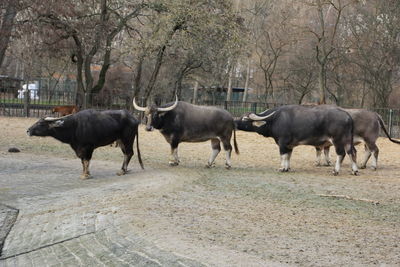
[278,144,292,172]
[80,159,91,179]
[323,146,331,166]
[315,147,322,166]
[169,139,180,166]
[279,152,292,172]
[75,146,93,179]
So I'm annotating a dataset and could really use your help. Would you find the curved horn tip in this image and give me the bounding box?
[157,96,179,112]
[132,98,147,111]
[248,111,276,121]
[44,117,59,121]
[44,114,72,121]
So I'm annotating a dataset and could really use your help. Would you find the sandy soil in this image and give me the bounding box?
[1,116,400,266]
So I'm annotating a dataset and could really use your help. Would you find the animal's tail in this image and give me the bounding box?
[376,113,400,144]
[233,126,240,155]
[136,127,144,169]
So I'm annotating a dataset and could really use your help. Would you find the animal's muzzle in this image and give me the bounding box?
[145,126,154,131]
[26,130,32,136]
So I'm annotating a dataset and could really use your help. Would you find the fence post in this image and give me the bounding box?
[224,100,228,110]
[252,102,257,114]
[23,90,30,117]
[389,109,393,137]
[83,92,88,109]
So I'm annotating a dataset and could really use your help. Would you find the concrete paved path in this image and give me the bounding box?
[0,152,205,267]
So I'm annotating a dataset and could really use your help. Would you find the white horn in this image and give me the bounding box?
[157,95,178,112]
[248,111,276,121]
[44,114,72,121]
[132,98,147,112]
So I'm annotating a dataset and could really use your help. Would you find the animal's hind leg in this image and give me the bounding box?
[365,142,379,170]
[323,146,331,166]
[360,144,371,169]
[345,143,358,175]
[333,145,345,176]
[207,138,221,168]
[221,136,233,169]
[117,140,133,175]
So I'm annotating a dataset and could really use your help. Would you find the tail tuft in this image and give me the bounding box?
[136,127,144,169]
[233,127,240,155]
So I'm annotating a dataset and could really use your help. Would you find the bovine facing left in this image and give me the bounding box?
[235,104,358,175]
[133,97,239,168]
[315,108,400,170]
[27,109,143,179]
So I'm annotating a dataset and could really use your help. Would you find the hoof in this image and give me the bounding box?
[169,161,179,166]
[80,173,92,180]
[205,163,215,168]
[332,170,339,176]
[116,170,129,176]
[323,162,331,167]
[225,164,232,170]
[352,170,359,176]
[371,167,377,171]
[279,168,289,172]
[359,165,366,169]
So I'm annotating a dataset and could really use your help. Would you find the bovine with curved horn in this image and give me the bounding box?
[27,109,143,179]
[235,105,359,176]
[133,98,239,169]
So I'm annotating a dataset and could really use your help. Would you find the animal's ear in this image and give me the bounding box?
[49,120,64,128]
[252,121,266,127]
[158,112,166,118]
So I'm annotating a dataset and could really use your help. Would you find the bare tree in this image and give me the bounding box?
[0,0,18,70]
[305,0,353,104]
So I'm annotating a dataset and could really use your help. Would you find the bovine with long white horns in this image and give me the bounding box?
[133,97,239,168]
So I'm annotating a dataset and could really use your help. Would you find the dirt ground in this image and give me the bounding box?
[1,116,400,266]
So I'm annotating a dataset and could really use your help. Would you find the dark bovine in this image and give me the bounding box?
[27,109,143,179]
[235,104,358,175]
[315,108,400,170]
[133,97,239,168]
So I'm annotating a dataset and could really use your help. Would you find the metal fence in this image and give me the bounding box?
[1,88,399,138]
[373,108,400,138]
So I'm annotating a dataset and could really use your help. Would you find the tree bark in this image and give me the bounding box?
[242,58,251,102]
[0,1,17,70]
[142,21,184,103]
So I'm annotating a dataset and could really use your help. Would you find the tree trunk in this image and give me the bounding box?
[143,44,167,103]
[193,80,198,104]
[226,68,233,101]
[133,55,144,100]
[242,58,251,102]
[318,62,326,104]
[0,1,17,70]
